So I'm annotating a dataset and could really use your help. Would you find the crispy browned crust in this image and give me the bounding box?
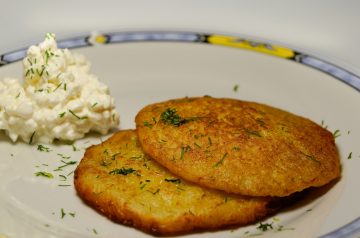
[135,96,341,197]
[74,130,278,236]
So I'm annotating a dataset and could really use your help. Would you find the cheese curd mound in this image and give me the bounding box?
[0,33,120,143]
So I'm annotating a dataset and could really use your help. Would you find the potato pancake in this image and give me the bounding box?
[135,96,340,197]
[74,130,279,235]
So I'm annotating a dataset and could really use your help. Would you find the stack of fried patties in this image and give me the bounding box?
[74,96,340,236]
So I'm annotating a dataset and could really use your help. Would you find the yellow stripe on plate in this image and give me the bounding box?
[208,35,294,59]
[94,35,107,44]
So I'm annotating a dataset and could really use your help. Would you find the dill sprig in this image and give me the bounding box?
[165,178,181,184]
[37,144,51,152]
[213,152,228,168]
[35,171,54,178]
[257,222,273,231]
[160,108,184,126]
[109,167,136,175]
[29,131,36,144]
[68,109,88,120]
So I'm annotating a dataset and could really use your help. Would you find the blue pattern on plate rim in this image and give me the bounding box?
[0,31,359,237]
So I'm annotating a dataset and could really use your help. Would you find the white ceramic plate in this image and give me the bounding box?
[0,31,360,238]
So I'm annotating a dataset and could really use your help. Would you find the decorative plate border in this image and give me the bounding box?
[0,31,359,237]
[1,31,360,93]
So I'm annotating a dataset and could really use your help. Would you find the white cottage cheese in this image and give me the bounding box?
[0,33,119,143]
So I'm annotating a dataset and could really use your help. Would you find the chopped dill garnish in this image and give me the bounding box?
[180,145,191,160]
[69,212,76,217]
[245,129,262,137]
[59,175,67,181]
[37,144,51,152]
[53,83,62,92]
[256,222,273,231]
[130,155,142,160]
[35,171,54,178]
[59,112,66,118]
[92,228,98,235]
[159,108,198,127]
[139,183,147,190]
[63,83,67,91]
[233,84,239,92]
[72,144,79,151]
[67,170,74,176]
[109,167,136,175]
[45,33,55,39]
[54,161,77,171]
[213,152,228,168]
[208,137,212,146]
[91,102,98,108]
[61,208,66,218]
[15,92,20,98]
[68,109,88,120]
[333,129,341,138]
[143,121,153,128]
[255,118,266,127]
[277,225,295,231]
[194,142,202,148]
[29,131,36,144]
[68,109,80,119]
[348,152,353,160]
[36,66,46,77]
[57,153,71,159]
[150,188,160,195]
[45,49,54,64]
[320,120,328,129]
[301,152,321,164]
[165,178,181,184]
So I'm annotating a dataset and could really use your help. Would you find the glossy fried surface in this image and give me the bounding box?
[74,130,277,235]
[135,96,340,197]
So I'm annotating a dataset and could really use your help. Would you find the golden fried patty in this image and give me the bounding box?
[135,96,340,197]
[74,130,278,235]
